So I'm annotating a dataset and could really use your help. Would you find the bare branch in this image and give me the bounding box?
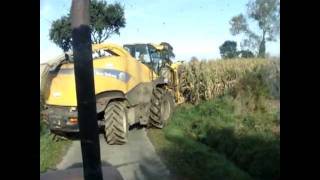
[91,29,98,44]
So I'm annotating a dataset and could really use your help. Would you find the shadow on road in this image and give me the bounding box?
[66,161,113,169]
[41,161,124,180]
[56,124,171,180]
[66,160,142,170]
[66,158,170,180]
[53,122,148,141]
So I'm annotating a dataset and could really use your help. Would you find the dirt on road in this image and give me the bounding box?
[56,128,171,180]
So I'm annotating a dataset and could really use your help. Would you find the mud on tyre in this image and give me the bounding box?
[149,87,174,128]
[104,101,128,145]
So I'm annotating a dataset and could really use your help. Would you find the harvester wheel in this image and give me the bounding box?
[104,101,128,145]
[149,87,174,128]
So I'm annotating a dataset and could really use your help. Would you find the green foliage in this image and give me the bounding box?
[90,0,126,43]
[229,0,280,57]
[190,56,199,62]
[40,133,71,172]
[158,42,175,66]
[160,42,175,59]
[238,50,255,58]
[219,40,238,59]
[166,79,279,179]
[219,41,255,59]
[149,59,280,180]
[49,16,72,52]
[230,14,248,35]
[247,0,280,39]
[40,96,71,173]
[40,93,45,135]
[49,0,126,52]
[148,128,252,180]
[179,58,276,104]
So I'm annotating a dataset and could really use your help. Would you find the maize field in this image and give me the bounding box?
[178,58,280,104]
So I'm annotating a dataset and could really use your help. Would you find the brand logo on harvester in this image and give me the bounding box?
[94,68,131,83]
[54,68,131,83]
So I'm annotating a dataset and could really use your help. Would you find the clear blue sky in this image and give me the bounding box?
[40,0,280,63]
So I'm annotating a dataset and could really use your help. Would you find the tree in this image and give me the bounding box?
[160,42,175,59]
[229,0,280,58]
[49,0,126,52]
[238,50,255,58]
[49,16,72,52]
[190,56,199,62]
[219,40,238,59]
[159,42,175,65]
[90,1,125,43]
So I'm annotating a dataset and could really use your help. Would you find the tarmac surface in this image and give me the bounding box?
[56,128,171,180]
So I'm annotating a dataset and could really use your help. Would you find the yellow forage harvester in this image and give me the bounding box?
[41,42,185,145]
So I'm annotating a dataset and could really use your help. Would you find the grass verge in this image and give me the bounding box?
[148,128,252,180]
[148,60,280,180]
[40,122,72,173]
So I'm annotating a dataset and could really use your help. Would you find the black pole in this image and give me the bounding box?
[71,0,103,180]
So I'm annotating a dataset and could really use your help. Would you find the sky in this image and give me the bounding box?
[40,0,280,64]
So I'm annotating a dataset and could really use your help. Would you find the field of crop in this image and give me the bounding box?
[148,58,280,180]
[178,58,280,104]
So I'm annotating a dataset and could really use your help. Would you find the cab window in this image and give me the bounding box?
[149,47,162,74]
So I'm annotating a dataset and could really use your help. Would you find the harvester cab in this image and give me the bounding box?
[123,43,164,74]
[122,42,185,105]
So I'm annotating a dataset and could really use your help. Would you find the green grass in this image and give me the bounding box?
[40,133,71,172]
[148,62,280,180]
[40,95,72,173]
[40,121,71,173]
[148,128,252,180]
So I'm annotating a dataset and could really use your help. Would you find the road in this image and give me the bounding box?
[56,128,171,180]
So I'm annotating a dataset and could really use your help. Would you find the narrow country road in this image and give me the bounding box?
[56,128,171,180]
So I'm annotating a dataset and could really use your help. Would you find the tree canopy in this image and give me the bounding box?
[49,16,72,52]
[229,0,280,58]
[49,0,126,52]
[159,42,175,63]
[238,50,255,58]
[219,41,238,59]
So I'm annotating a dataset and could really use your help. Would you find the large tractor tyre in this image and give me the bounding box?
[149,88,175,128]
[104,101,128,145]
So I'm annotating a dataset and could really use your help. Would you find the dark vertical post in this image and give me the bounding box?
[70,0,103,180]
